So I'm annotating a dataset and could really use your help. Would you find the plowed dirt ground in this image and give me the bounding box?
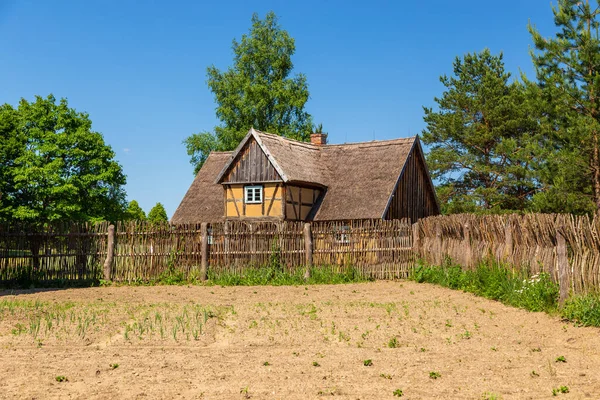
[0,281,598,399]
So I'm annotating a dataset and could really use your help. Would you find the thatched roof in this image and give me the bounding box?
[173,129,418,222]
[171,151,232,224]
[315,138,414,220]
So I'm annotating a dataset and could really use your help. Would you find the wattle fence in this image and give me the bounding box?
[415,214,600,300]
[1,214,600,298]
[0,219,414,284]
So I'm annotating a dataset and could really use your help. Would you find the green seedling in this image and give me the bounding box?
[240,386,250,399]
[109,363,119,370]
[380,373,392,380]
[552,386,569,396]
[312,361,320,367]
[363,359,373,366]
[55,376,68,382]
[429,371,441,379]
[555,356,566,363]
[482,392,502,400]
[393,388,404,397]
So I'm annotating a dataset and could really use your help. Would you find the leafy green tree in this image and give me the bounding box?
[184,11,313,173]
[528,0,600,214]
[422,50,539,213]
[125,200,146,221]
[0,95,127,224]
[0,104,23,221]
[148,202,168,223]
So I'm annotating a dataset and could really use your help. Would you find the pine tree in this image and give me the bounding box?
[422,50,539,213]
[148,203,168,223]
[528,0,600,214]
[125,200,146,221]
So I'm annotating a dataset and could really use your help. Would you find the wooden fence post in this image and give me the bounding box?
[556,227,569,306]
[304,222,313,280]
[412,222,420,260]
[464,222,472,268]
[504,217,513,262]
[201,222,208,281]
[435,223,443,265]
[103,224,115,282]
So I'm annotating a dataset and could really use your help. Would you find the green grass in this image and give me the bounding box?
[410,259,558,313]
[410,258,600,327]
[206,265,371,286]
[561,292,600,326]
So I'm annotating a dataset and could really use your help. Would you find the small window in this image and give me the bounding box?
[244,185,263,204]
[334,225,350,244]
[207,227,213,245]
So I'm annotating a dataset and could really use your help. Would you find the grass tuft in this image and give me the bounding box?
[561,293,600,326]
[206,265,371,286]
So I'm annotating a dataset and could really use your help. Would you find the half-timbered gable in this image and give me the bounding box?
[171,128,440,224]
[220,136,282,184]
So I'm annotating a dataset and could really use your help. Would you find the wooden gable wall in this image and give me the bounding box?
[385,144,439,222]
[221,137,282,184]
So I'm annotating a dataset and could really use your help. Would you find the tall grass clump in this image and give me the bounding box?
[561,293,600,327]
[410,259,559,313]
[207,265,370,286]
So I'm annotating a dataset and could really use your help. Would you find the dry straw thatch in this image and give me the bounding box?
[172,129,417,222]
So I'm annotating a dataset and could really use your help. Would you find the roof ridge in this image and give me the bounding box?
[256,129,416,149]
[255,130,319,148]
[324,136,416,148]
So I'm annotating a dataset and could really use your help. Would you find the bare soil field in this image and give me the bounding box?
[0,281,599,399]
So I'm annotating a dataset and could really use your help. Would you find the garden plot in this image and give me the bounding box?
[0,282,599,399]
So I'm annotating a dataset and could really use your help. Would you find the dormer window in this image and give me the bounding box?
[244,185,263,204]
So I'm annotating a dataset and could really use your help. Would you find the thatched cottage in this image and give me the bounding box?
[172,128,439,224]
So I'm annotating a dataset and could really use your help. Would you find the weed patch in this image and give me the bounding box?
[411,260,558,313]
[207,265,370,286]
[561,293,600,326]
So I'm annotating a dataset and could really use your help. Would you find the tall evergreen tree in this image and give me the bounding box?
[125,200,146,221]
[184,12,313,173]
[422,50,539,213]
[528,0,600,214]
[148,202,168,223]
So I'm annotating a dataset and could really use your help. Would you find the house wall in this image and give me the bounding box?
[221,137,282,183]
[385,145,439,222]
[224,183,283,219]
[285,185,321,221]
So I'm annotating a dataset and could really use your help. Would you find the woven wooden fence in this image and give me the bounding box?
[3,214,600,293]
[415,214,600,296]
[0,222,109,283]
[313,219,414,279]
[208,221,306,275]
[0,219,413,284]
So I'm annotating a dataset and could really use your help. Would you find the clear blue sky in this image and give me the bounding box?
[0,1,557,218]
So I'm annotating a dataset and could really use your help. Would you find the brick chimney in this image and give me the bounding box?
[310,132,328,146]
